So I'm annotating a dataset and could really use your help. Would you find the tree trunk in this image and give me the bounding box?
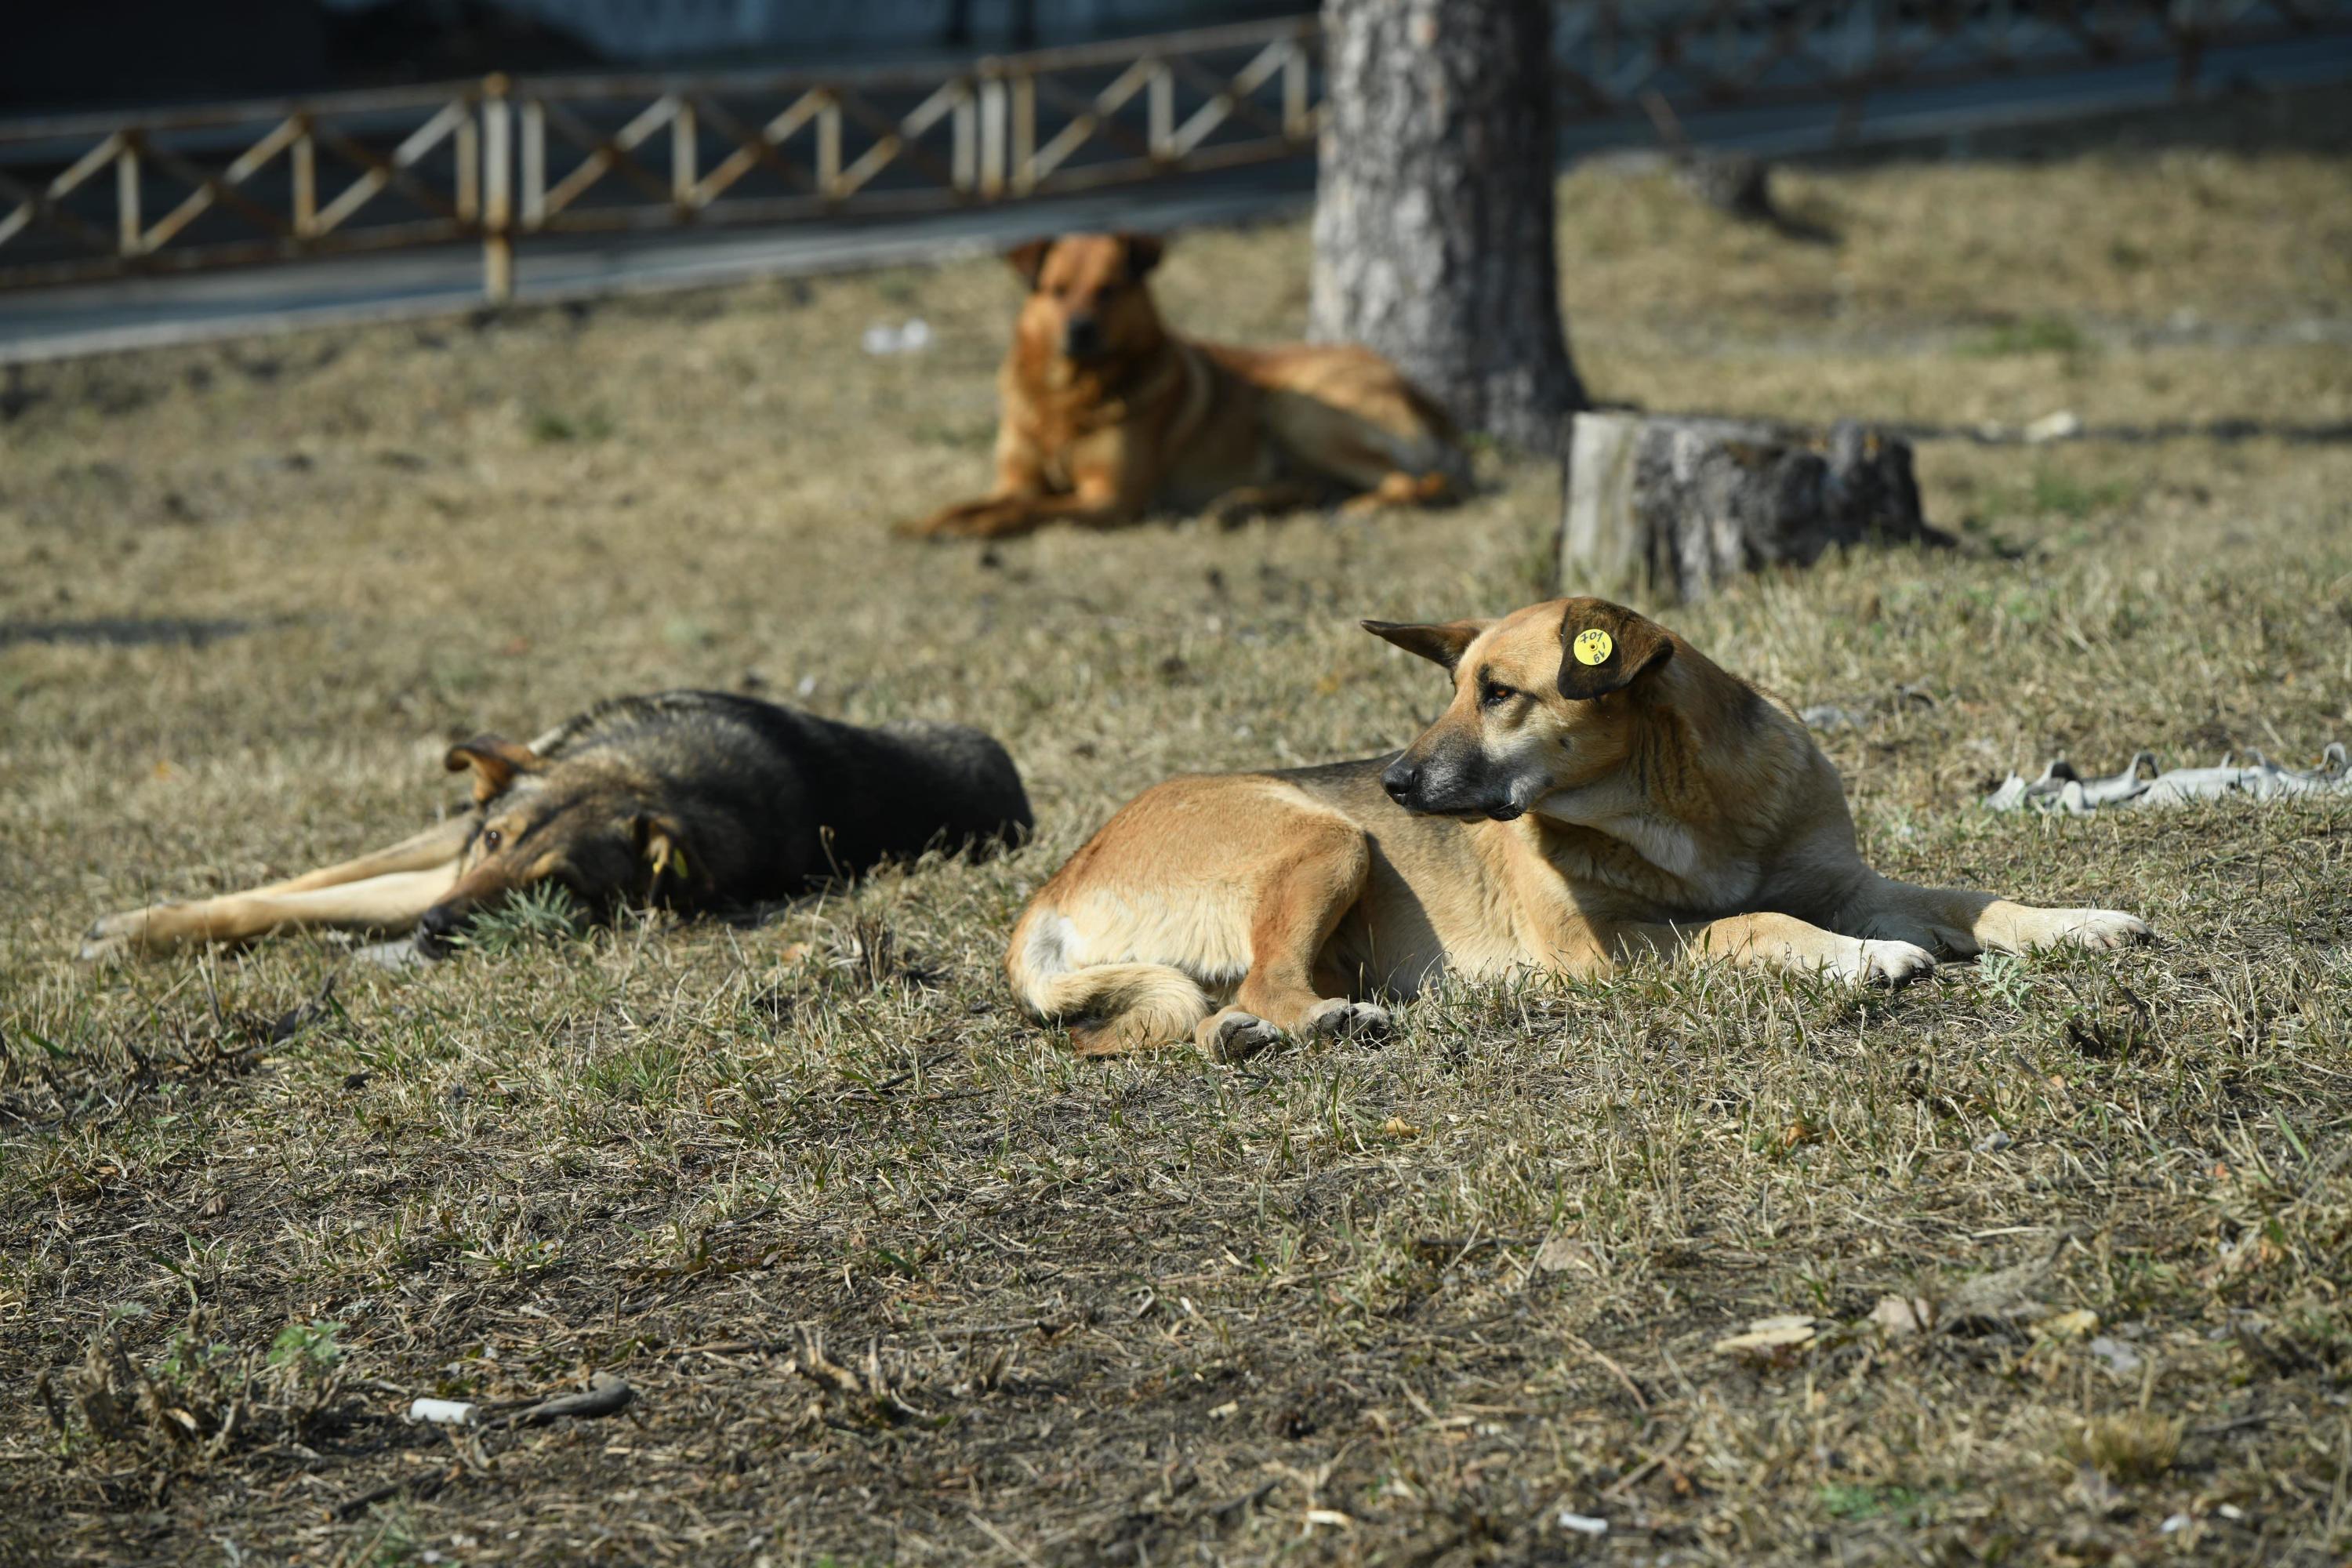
[1308,0,1586,456]
[1559,412,1945,604]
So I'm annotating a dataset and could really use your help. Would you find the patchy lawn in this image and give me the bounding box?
[2,88,2350,1567]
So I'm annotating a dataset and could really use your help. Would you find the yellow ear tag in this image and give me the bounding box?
[1573,628,1614,666]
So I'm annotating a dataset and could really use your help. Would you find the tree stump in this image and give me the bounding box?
[1559,412,1944,603]
[1308,0,1586,456]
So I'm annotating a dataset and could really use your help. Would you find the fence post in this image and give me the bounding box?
[818,93,841,200]
[673,96,698,215]
[521,98,545,229]
[454,107,478,223]
[978,66,1007,198]
[953,77,977,194]
[1283,39,1308,140]
[1011,73,1035,194]
[481,74,512,305]
[292,117,318,239]
[1148,60,1173,162]
[117,132,142,256]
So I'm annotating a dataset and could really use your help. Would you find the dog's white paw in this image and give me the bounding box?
[78,909,152,962]
[78,932,130,963]
[2025,909,2152,952]
[1304,998,1392,1041]
[1200,1011,1284,1064]
[1843,939,1937,989]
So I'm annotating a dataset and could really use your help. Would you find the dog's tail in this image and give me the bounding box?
[1007,906,1212,1055]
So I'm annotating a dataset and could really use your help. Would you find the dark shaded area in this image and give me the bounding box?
[0,616,253,650]
[322,0,604,89]
[1891,419,2352,447]
[0,0,1299,118]
[0,0,603,116]
[0,0,329,117]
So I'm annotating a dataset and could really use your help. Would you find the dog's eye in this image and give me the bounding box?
[481,828,503,851]
[1480,681,1517,710]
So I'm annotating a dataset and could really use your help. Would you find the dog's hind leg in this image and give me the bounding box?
[1207,480,1328,526]
[1338,469,1457,515]
[1261,390,1462,512]
[242,815,476,896]
[82,864,461,960]
[1840,877,2151,958]
[1196,816,1386,1062]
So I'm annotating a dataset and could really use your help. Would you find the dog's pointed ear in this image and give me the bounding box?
[1555,598,1675,701]
[1361,617,1490,675]
[633,812,699,895]
[1007,237,1054,289]
[1120,231,1164,279]
[444,735,544,804]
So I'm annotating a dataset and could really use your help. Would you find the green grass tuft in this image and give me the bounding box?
[450,882,590,955]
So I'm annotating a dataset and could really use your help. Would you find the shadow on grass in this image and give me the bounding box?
[0,615,254,649]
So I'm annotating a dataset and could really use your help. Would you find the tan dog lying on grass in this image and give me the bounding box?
[1008,597,2151,1059]
[900,231,1465,539]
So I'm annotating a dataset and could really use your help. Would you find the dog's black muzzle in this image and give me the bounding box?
[1061,316,1102,358]
[414,901,466,957]
[1381,754,1522,822]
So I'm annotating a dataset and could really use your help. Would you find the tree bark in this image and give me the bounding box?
[1559,413,1946,604]
[1308,0,1586,456]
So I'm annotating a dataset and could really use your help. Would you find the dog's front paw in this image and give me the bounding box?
[78,908,157,962]
[78,931,132,963]
[898,500,1025,540]
[1848,938,1937,989]
[893,511,962,539]
[1303,998,1393,1041]
[2024,909,2153,952]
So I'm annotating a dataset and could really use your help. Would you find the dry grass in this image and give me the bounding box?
[3,89,2351,1566]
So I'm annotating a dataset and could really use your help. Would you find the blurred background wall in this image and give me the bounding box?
[0,0,1296,115]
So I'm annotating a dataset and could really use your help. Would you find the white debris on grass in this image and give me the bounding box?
[407,1397,478,1426]
[862,318,933,355]
[1985,743,2351,813]
[2086,1335,2146,1377]
[2024,409,2082,443]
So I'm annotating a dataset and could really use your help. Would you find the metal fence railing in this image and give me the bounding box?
[0,16,1318,301]
[2,1,2344,304]
[0,81,490,291]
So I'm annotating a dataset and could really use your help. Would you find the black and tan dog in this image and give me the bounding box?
[1007,597,2149,1058]
[82,691,1032,959]
[900,231,1464,539]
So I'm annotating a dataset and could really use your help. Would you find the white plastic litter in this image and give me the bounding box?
[2085,1335,2145,1377]
[1985,743,2351,813]
[862,318,933,356]
[1558,1512,1610,1536]
[2024,409,2082,444]
[407,1397,479,1426]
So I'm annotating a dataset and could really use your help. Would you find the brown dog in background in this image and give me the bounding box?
[1007,597,2151,1059]
[901,231,1465,539]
